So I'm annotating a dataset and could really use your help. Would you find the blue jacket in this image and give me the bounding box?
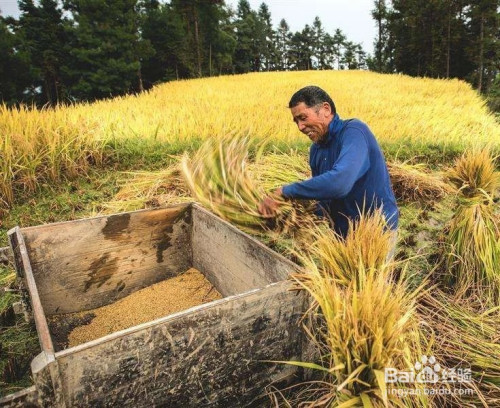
[282,114,398,237]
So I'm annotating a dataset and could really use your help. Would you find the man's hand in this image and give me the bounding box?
[258,187,283,217]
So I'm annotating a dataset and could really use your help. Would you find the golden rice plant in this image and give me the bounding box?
[442,149,500,305]
[103,160,191,213]
[292,208,393,287]
[181,135,268,232]
[2,71,499,209]
[388,161,453,203]
[280,211,432,407]
[181,135,318,236]
[418,290,500,406]
[448,149,499,198]
[248,150,310,192]
[0,104,107,207]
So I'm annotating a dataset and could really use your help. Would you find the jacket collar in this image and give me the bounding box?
[319,113,342,146]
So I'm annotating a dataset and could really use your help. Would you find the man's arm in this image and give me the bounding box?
[282,129,370,200]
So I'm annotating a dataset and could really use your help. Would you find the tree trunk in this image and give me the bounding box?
[209,43,212,77]
[446,2,451,78]
[137,66,144,93]
[193,7,202,78]
[477,12,484,92]
[377,1,383,72]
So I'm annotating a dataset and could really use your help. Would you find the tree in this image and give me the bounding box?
[204,3,236,76]
[380,0,497,97]
[15,0,68,105]
[466,0,499,92]
[140,2,191,85]
[371,0,392,72]
[233,0,263,73]
[258,3,276,71]
[275,18,291,70]
[332,29,346,69]
[0,17,33,105]
[170,0,227,78]
[312,16,327,69]
[63,0,149,101]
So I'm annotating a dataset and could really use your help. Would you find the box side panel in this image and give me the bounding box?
[0,387,38,408]
[8,228,54,354]
[21,205,193,315]
[56,282,308,407]
[192,206,301,297]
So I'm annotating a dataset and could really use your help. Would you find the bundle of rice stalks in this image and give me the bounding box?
[293,208,394,287]
[103,161,191,213]
[418,289,500,407]
[272,211,432,407]
[448,149,499,198]
[387,161,453,203]
[181,135,318,236]
[248,151,310,192]
[441,149,500,305]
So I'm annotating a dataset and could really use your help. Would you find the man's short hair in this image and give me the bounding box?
[288,86,336,115]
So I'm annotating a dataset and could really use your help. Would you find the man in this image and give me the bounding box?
[259,85,398,240]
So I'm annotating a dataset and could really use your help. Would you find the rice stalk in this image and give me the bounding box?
[387,161,453,203]
[418,290,500,406]
[448,149,499,198]
[273,211,433,407]
[441,149,500,305]
[181,135,319,236]
[292,208,394,287]
[103,160,191,213]
[248,150,310,192]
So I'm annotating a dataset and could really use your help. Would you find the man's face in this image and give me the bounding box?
[290,102,333,144]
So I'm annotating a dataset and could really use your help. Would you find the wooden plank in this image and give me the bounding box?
[19,205,193,315]
[31,351,65,408]
[192,205,301,297]
[8,228,54,354]
[0,386,38,408]
[55,281,308,407]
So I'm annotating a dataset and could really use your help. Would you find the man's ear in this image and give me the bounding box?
[322,101,332,116]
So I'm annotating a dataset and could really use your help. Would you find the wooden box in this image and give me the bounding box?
[1,203,308,407]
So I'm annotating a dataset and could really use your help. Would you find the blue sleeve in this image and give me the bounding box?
[282,129,370,200]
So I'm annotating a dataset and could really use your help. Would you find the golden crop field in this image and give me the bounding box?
[1,70,499,206]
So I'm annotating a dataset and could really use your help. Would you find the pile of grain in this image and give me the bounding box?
[65,268,221,347]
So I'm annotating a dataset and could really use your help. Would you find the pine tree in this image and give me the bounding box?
[275,18,291,70]
[466,0,499,92]
[233,0,261,73]
[257,3,275,71]
[0,16,33,105]
[140,1,190,85]
[312,17,327,69]
[63,0,148,101]
[15,0,68,105]
[371,0,392,72]
[332,29,346,70]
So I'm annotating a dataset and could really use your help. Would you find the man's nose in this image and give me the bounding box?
[297,122,306,132]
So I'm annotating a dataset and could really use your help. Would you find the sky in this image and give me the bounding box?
[226,0,376,54]
[0,0,376,54]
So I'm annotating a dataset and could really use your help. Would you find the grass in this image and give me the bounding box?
[0,169,122,247]
[0,264,39,398]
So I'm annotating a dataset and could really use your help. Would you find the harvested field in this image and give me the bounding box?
[48,268,222,348]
